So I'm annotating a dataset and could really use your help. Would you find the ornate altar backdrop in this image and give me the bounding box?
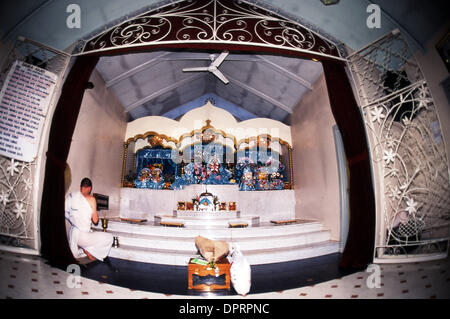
[121,102,294,192]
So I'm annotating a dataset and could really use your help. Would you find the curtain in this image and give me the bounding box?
[322,61,376,269]
[40,56,99,268]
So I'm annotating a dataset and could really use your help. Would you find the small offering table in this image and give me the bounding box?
[188,258,231,291]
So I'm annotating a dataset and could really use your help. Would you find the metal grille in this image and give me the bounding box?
[75,0,343,60]
[347,30,450,261]
[0,38,70,250]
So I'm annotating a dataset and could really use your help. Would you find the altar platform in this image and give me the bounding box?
[154,210,260,228]
[119,185,297,223]
[94,218,339,266]
[99,184,339,265]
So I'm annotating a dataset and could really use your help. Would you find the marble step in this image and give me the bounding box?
[245,240,340,265]
[96,228,332,251]
[175,211,240,218]
[156,216,260,227]
[96,219,324,238]
[108,240,340,266]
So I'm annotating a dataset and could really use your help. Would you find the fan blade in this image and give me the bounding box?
[212,69,229,84]
[182,67,209,72]
[211,51,229,68]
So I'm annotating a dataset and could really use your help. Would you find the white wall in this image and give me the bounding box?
[66,68,127,215]
[291,74,340,240]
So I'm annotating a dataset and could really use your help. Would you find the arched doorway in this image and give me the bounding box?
[40,0,376,269]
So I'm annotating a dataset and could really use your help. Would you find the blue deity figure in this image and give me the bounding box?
[239,166,256,191]
[134,168,151,188]
[219,165,232,183]
[172,162,196,189]
[148,168,165,189]
[204,156,232,184]
[134,166,165,189]
[268,161,285,190]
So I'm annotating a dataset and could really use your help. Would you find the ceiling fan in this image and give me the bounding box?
[182,51,230,84]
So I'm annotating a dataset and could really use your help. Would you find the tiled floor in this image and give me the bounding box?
[1,249,449,299]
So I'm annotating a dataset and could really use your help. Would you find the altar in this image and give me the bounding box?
[119,184,296,223]
[105,103,339,265]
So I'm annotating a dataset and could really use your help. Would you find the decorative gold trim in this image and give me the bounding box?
[236,134,291,149]
[178,120,238,146]
[121,142,128,187]
[288,146,294,189]
[125,124,290,150]
[126,131,179,145]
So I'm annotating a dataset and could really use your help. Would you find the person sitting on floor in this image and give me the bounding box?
[65,178,113,261]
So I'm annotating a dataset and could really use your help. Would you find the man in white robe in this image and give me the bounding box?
[65,178,113,261]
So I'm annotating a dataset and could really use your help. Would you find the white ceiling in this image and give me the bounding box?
[96,50,323,124]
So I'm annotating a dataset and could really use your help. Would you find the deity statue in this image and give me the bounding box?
[255,165,269,190]
[134,165,165,189]
[149,167,165,189]
[172,162,196,189]
[134,167,152,189]
[269,172,284,190]
[204,155,232,184]
[197,191,215,211]
[239,166,255,191]
[193,161,209,184]
[267,159,285,190]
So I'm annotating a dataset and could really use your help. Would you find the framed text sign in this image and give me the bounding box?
[0,60,57,162]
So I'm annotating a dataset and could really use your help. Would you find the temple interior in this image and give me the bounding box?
[0,0,449,301]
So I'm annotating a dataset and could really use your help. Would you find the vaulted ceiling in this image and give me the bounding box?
[95,50,323,124]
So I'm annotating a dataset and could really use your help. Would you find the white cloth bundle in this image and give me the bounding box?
[229,243,251,295]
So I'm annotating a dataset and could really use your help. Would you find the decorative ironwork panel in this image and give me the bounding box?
[0,38,70,250]
[79,0,341,60]
[0,158,35,245]
[347,31,450,261]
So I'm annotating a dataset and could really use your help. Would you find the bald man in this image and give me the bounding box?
[65,178,113,261]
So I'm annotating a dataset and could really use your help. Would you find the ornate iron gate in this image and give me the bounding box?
[347,30,450,262]
[0,37,70,252]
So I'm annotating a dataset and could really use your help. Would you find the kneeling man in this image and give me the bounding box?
[65,178,113,261]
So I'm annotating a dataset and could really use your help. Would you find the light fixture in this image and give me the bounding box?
[320,0,340,5]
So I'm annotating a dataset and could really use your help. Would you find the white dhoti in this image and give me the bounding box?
[65,191,113,261]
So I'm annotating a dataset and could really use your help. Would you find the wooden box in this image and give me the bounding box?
[188,258,231,291]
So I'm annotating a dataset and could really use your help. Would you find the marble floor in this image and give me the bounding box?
[1,249,449,299]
